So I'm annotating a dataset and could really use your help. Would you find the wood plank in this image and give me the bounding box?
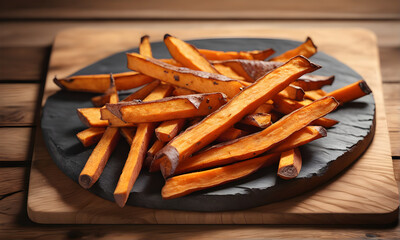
[0,167,26,226]
[0,128,33,162]
[383,83,400,156]
[1,21,399,48]
[1,225,400,240]
[0,47,49,81]
[380,46,400,83]
[0,165,398,239]
[0,168,25,195]
[0,0,399,20]
[27,28,398,225]
[0,84,40,126]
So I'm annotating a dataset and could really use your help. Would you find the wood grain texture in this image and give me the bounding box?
[383,83,400,156]
[1,0,399,20]
[0,128,33,162]
[0,168,25,195]
[0,47,49,81]
[380,46,400,83]
[0,84,40,126]
[27,28,398,224]
[1,21,399,47]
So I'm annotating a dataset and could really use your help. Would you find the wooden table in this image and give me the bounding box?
[0,1,399,239]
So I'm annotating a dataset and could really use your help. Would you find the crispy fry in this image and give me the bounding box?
[240,113,272,128]
[253,102,274,114]
[77,107,109,128]
[280,85,305,101]
[213,63,245,81]
[172,87,197,96]
[139,35,152,57]
[326,80,372,104]
[91,94,111,107]
[164,34,219,74]
[101,82,172,127]
[144,140,166,168]
[292,75,334,91]
[217,59,283,82]
[277,148,302,179]
[122,80,160,102]
[160,58,183,67]
[120,127,136,145]
[273,95,339,128]
[126,53,245,98]
[54,72,154,93]
[216,127,246,143]
[198,48,275,61]
[173,97,338,176]
[114,123,154,207]
[155,119,186,142]
[156,56,321,178]
[76,127,106,147]
[113,84,172,207]
[270,37,317,62]
[269,126,327,153]
[162,153,281,199]
[106,93,227,123]
[304,89,328,101]
[79,75,120,189]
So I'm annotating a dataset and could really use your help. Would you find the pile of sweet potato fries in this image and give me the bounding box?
[55,35,372,207]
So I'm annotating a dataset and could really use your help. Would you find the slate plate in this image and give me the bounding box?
[41,38,375,212]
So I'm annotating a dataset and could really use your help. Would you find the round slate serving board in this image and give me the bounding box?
[41,38,375,212]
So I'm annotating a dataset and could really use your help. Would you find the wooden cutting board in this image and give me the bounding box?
[28,27,398,224]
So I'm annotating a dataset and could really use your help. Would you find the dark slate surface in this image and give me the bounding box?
[41,38,375,212]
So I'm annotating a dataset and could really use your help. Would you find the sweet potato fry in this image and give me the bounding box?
[216,127,246,143]
[277,148,302,179]
[273,95,339,128]
[106,93,227,123]
[160,58,183,67]
[164,34,219,74]
[79,75,120,189]
[113,84,172,207]
[292,75,334,91]
[326,80,372,104]
[239,113,272,128]
[253,102,274,114]
[79,127,120,189]
[99,80,162,127]
[76,127,106,147]
[144,140,166,168]
[173,97,338,176]
[54,71,154,93]
[155,119,186,142]
[216,59,283,82]
[139,35,152,58]
[120,127,136,145]
[114,123,154,207]
[122,80,161,102]
[198,48,275,61]
[77,107,109,128]
[162,153,281,199]
[91,94,111,107]
[172,87,197,96]
[269,126,327,153]
[155,56,321,178]
[280,85,305,101]
[213,63,246,81]
[304,89,328,101]
[126,53,245,98]
[270,37,317,62]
